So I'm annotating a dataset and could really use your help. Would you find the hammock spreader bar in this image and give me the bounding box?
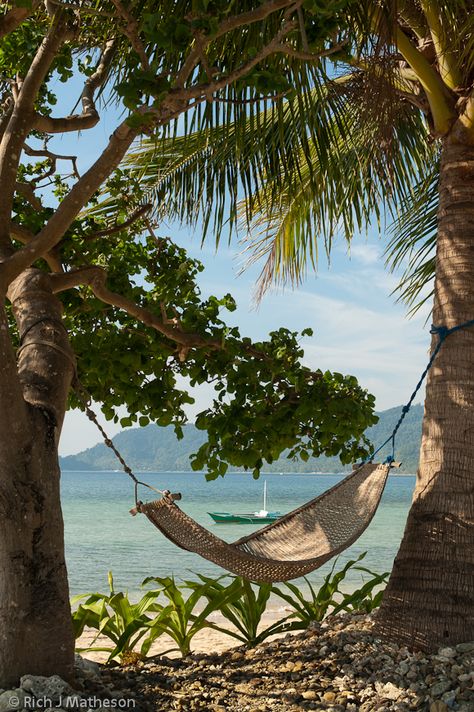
[132,461,394,582]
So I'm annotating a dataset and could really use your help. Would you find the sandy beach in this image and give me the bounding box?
[76,606,292,662]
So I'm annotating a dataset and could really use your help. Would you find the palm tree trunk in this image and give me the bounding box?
[376,140,474,650]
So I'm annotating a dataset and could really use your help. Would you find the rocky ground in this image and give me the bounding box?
[1,613,473,712]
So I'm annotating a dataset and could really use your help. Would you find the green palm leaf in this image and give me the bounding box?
[384,158,439,314]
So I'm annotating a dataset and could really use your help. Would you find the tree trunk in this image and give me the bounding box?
[0,270,75,686]
[0,417,75,686]
[376,140,474,650]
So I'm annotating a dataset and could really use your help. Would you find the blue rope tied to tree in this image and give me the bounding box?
[366,317,474,465]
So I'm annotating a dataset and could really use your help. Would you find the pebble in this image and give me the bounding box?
[430,679,453,697]
[430,703,449,712]
[4,615,474,712]
[0,689,26,712]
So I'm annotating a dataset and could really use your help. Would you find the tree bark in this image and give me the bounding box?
[0,270,75,686]
[0,420,74,686]
[376,140,474,650]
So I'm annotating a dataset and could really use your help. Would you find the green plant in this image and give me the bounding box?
[332,569,389,615]
[72,572,162,663]
[141,575,241,657]
[187,574,299,647]
[272,553,387,626]
[72,559,388,664]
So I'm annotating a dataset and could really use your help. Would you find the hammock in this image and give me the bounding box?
[133,461,392,582]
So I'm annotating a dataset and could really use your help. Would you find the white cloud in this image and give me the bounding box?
[347,242,381,265]
[288,289,430,410]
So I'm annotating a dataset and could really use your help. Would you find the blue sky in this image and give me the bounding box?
[41,74,431,455]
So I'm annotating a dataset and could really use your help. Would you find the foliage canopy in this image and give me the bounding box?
[0,0,378,480]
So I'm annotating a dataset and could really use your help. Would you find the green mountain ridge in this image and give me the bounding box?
[60,404,423,474]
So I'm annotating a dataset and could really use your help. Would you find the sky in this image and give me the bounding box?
[39,72,432,456]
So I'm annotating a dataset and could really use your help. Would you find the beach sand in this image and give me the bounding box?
[76,606,291,662]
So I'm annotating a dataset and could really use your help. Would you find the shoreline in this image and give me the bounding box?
[62,469,417,475]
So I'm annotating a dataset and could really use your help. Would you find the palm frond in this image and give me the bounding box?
[85,1,443,309]
[384,157,439,315]
[239,85,434,297]
[89,79,347,235]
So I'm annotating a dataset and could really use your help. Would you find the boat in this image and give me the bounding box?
[208,481,282,524]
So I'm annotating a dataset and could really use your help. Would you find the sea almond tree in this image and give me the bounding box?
[120,0,474,649]
[0,0,377,685]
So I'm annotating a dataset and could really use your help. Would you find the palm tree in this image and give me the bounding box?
[110,1,474,650]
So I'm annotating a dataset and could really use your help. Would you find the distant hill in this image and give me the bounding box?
[60,404,423,474]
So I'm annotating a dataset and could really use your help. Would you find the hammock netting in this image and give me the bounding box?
[136,462,391,582]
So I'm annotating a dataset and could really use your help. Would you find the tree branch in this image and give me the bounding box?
[0,0,319,284]
[0,11,69,254]
[15,181,43,210]
[33,39,116,134]
[273,38,349,62]
[49,266,323,375]
[109,0,149,70]
[215,0,301,40]
[86,204,152,240]
[50,266,221,350]
[175,20,297,101]
[23,143,80,182]
[10,222,63,273]
[33,112,99,133]
[1,118,138,284]
[0,97,13,142]
[175,0,300,88]
[50,265,104,293]
[0,1,41,39]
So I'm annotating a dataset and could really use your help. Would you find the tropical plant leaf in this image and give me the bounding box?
[384,157,439,314]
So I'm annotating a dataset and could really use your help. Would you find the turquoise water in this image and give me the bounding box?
[61,471,415,597]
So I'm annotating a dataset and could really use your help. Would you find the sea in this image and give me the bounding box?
[61,471,416,599]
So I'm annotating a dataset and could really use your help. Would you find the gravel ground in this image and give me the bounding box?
[2,613,474,712]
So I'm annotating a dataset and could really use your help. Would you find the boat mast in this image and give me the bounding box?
[263,480,267,511]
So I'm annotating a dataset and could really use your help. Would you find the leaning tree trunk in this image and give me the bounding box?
[0,270,75,686]
[376,139,474,650]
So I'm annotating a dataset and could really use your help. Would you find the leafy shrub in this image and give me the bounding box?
[186,574,300,647]
[272,553,388,626]
[72,572,162,663]
[72,555,388,662]
[141,575,243,657]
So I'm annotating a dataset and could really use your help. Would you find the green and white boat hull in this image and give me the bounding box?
[208,511,281,524]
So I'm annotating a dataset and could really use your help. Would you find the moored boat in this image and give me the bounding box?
[208,511,281,523]
[208,481,282,523]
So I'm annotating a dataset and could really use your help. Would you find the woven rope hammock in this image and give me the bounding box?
[133,461,393,582]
